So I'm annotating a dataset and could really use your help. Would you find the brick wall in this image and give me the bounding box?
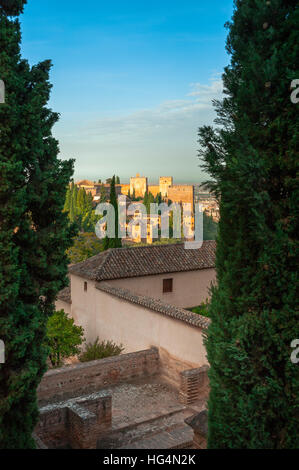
[38,348,160,405]
[36,392,112,449]
[35,406,68,449]
[179,365,209,405]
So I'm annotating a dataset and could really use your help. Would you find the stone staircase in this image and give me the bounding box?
[97,406,194,449]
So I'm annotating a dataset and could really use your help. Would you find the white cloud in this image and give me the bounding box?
[54,76,223,182]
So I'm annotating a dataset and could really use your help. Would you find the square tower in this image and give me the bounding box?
[159,177,173,198]
[130,173,148,198]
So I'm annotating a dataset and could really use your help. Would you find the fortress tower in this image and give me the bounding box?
[159,177,173,198]
[130,173,148,198]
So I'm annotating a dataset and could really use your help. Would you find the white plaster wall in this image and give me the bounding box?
[69,275,97,342]
[94,288,208,367]
[69,273,208,367]
[55,300,71,315]
[109,268,216,308]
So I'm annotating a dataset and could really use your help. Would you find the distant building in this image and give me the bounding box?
[167,184,194,207]
[76,175,219,221]
[159,176,173,198]
[129,173,148,198]
[75,180,97,197]
[94,183,122,201]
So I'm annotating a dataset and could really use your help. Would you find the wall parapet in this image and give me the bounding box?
[96,282,210,330]
[35,391,112,449]
[38,347,159,405]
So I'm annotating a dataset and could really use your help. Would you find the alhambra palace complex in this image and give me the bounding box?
[77,174,220,222]
[33,175,219,449]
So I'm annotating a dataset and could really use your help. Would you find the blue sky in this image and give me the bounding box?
[20,0,234,183]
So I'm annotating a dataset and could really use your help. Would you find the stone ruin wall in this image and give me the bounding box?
[37,348,160,406]
[35,347,209,449]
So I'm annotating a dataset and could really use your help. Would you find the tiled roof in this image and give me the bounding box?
[57,286,71,304]
[68,241,216,282]
[96,282,210,330]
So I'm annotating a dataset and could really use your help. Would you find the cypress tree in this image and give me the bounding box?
[103,176,122,250]
[198,0,298,448]
[63,185,71,212]
[99,183,107,203]
[109,175,122,248]
[0,0,75,448]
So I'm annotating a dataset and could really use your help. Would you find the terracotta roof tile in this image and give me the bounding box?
[68,241,216,282]
[96,282,210,329]
[57,286,71,304]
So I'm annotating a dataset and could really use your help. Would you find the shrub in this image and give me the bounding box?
[79,337,124,362]
[189,300,210,318]
[46,310,85,367]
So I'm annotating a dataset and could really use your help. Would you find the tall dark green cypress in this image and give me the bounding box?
[198,0,298,449]
[0,1,75,448]
[103,175,122,250]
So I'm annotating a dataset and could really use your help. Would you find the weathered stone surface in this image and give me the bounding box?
[35,391,112,449]
[179,365,209,404]
[38,348,160,405]
[185,410,208,449]
[185,410,208,436]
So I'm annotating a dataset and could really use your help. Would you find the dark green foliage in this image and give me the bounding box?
[0,2,75,447]
[103,175,122,250]
[0,0,26,16]
[198,1,299,448]
[203,211,218,240]
[79,337,124,362]
[188,301,210,318]
[67,232,104,264]
[98,183,107,203]
[64,183,99,232]
[155,192,163,205]
[143,191,155,214]
[46,310,84,368]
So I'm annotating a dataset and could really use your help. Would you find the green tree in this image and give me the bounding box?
[0,0,76,448]
[144,191,155,214]
[64,184,99,232]
[155,192,162,205]
[63,185,71,212]
[46,310,84,368]
[67,232,104,263]
[198,0,298,449]
[103,176,122,250]
[99,183,107,203]
[203,211,218,241]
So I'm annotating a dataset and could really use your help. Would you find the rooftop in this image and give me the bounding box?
[68,241,216,282]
